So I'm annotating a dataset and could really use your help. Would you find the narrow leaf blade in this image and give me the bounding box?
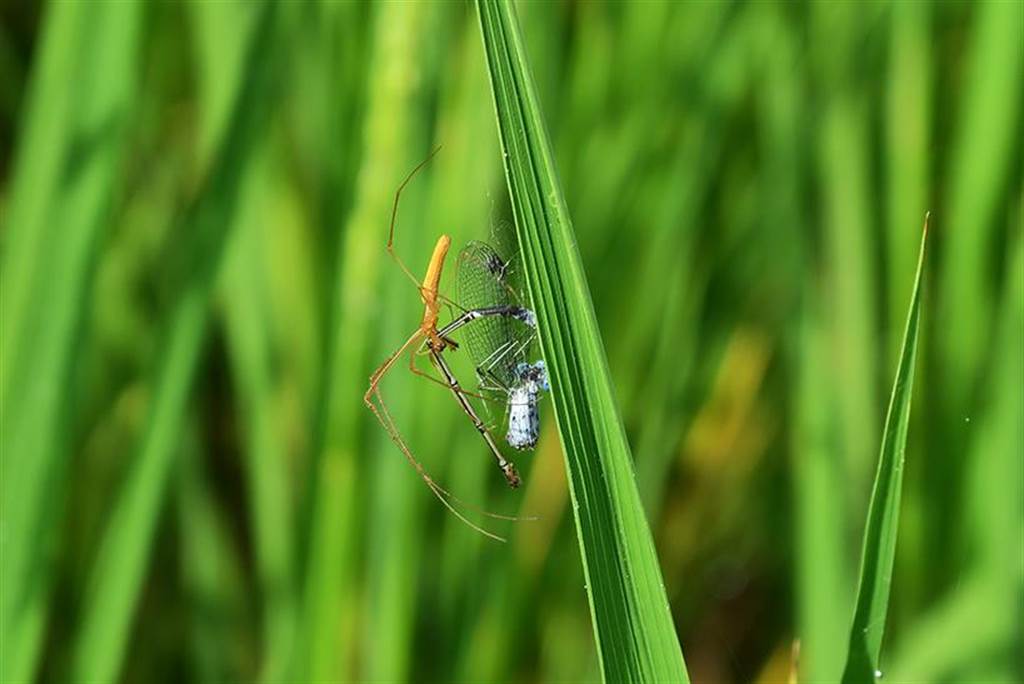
[842,218,929,682]
[476,2,688,682]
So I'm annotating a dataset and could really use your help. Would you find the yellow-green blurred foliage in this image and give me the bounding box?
[1,1,1020,683]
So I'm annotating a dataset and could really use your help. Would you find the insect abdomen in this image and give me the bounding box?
[506,386,541,450]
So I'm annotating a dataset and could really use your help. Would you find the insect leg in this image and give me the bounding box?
[435,305,535,339]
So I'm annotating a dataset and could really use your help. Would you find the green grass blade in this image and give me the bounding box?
[937,0,1023,405]
[885,0,932,363]
[841,219,929,683]
[891,230,1023,682]
[432,16,505,656]
[928,1,1023,594]
[178,424,253,682]
[293,2,430,680]
[793,300,851,683]
[888,575,1012,682]
[754,9,852,678]
[221,146,296,684]
[69,5,280,681]
[362,5,440,682]
[813,1,880,497]
[0,4,141,681]
[476,2,688,681]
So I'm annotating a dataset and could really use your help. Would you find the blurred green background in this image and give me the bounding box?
[1,1,1021,683]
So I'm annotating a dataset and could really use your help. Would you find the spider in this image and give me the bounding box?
[363,149,537,540]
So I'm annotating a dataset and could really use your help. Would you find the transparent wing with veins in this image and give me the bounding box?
[456,241,538,410]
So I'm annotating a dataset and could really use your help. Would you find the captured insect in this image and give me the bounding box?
[363,150,540,539]
[456,240,550,451]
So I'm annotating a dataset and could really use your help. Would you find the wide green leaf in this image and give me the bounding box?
[841,217,929,682]
[476,2,688,682]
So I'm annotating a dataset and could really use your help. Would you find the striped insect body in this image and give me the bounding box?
[506,360,549,450]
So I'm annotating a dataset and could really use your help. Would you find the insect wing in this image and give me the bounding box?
[456,241,535,391]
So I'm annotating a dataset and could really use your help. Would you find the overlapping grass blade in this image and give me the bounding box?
[363,5,441,681]
[813,3,880,496]
[476,1,688,681]
[286,2,371,676]
[178,424,252,682]
[221,146,296,683]
[69,4,281,681]
[794,299,851,683]
[433,18,505,657]
[754,8,851,678]
[937,0,1022,404]
[295,2,435,680]
[0,4,141,681]
[891,231,1023,682]
[930,1,1022,594]
[841,219,929,683]
[885,1,931,360]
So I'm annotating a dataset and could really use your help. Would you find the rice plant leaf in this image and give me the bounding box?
[69,5,280,682]
[890,232,1023,683]
[841,218,929,683]
[294,3,432,681]
[794,300,851,683]
[221,148,296,684]
[178,425,252,682]
[476,2,688,681]
[938,0,1022,405]
[0,4,141,682]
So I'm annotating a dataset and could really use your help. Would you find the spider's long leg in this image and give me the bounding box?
[367,331,526,529]
[386,147,442,291]
[407,343,505,406]
[364,331,457,504]
[405,346,536,523]
[429,345,521,489]
[365,332,510,541]
[438,292,468,316]
[367,385,508,542]
[365,330,424,404]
